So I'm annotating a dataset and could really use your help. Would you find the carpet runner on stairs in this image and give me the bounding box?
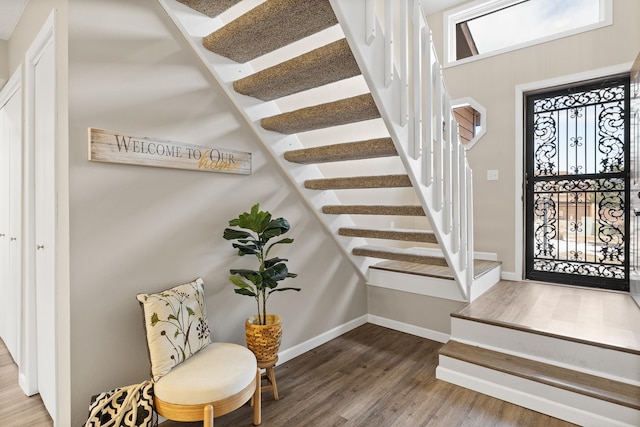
[234,38,361,101]
[304,174,411,190]
[261,93,380,134]
[284,138,397,164]
[202,0,338,63]
[177,0,242,18]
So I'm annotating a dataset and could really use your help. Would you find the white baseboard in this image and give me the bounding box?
[367,314,450,343]
[500,271,521,281]
[277,315,368,365]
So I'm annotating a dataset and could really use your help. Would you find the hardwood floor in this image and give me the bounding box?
[8,280,630,426]
[162,323,575,427]
[0,339,52,426]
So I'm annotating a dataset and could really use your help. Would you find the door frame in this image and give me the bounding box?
[514,63,634,282]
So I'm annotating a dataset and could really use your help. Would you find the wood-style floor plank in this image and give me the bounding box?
[161,324,575,427]
[0,339,53,427]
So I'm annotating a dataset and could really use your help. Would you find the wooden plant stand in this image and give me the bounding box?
[257,357,279,400]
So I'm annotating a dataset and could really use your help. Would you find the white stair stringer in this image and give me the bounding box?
[157,0,377,278]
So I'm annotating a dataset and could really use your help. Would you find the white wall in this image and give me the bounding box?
[67,0,366,424]
[427,0,640,277]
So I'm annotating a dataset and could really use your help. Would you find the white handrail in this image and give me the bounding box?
[331,0,475,298]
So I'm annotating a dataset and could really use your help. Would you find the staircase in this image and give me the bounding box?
[437,281,640,426]
[159,0,501,303]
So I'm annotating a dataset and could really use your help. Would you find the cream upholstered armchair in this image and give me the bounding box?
[137,278,261,426]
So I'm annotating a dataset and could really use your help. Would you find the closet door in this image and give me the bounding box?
[0,95,9,347]
[0,76,22,363]
[33,40,57,420]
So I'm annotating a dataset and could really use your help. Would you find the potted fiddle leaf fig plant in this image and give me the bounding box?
[223,203,300,363]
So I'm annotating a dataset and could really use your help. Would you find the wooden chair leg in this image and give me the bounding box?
[253,368,262,425]
[204,404,214,427]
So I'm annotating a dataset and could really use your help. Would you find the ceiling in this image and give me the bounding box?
[0,0,469,41]
[0,0,29,41]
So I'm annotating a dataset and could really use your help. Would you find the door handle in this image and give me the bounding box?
[10,237,17,241]
[0,233,5,237]
[37,245,45,250]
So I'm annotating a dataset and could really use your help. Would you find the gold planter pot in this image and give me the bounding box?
[245,314,282,363]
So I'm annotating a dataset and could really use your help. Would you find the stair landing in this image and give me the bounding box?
[455,280,640,353]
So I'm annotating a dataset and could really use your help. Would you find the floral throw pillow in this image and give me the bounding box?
[137,277,211,382]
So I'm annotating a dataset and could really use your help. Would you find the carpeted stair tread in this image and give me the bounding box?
[322,205,425,216]
[439,340,640,410]
[234,39,361,101]
[284,138,397,164]
[203,0,338,63]
[339,227,437,243]
[352,245,448,267]
[177,0,242,18]
[305,174,411,190]
[261,93,380,134]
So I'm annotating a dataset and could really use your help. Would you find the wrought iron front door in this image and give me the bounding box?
[525,77,630,291]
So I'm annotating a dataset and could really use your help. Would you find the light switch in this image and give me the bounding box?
[487,169,499,181]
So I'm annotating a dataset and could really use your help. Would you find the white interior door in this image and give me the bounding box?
[33,38,57,421]
[0,94,9,348]
[0,75,23,363]
[630,53,640,307]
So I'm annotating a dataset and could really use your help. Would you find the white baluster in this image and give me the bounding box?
[444,95,452,233]
[410,0,422,160]
[460,152,467,267]
[466,166,474,289]
[434,65,443,211]
[365,0,376,45]
[421,29,432,186]
[384,0,393,88]
[400,0,409,126]
[452,123,460,253]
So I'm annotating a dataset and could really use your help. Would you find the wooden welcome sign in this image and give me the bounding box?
[88,128,251,175]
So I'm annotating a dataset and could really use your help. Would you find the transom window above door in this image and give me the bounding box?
[444,0,612,66]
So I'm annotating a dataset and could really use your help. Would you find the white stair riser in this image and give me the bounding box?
[451,317,640,385]
[437,356,640,427]
[367,267,466,301]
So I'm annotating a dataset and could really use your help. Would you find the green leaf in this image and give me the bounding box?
[223,228,253,241]
[229,203,272,234]
[168,314,178,321]
[186,306,195,316]
[230,272,263,288]
[232,243,259,256]
[230,268,260,277]
[234,288,257,297]
[264,257,287,268]
[261,218,291,241]
[174,329,179,338]
[263,263,289,282]
[150,312,159,326]
[265,237,294,257]
[269,287,301,293]
[229,275,251,288]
